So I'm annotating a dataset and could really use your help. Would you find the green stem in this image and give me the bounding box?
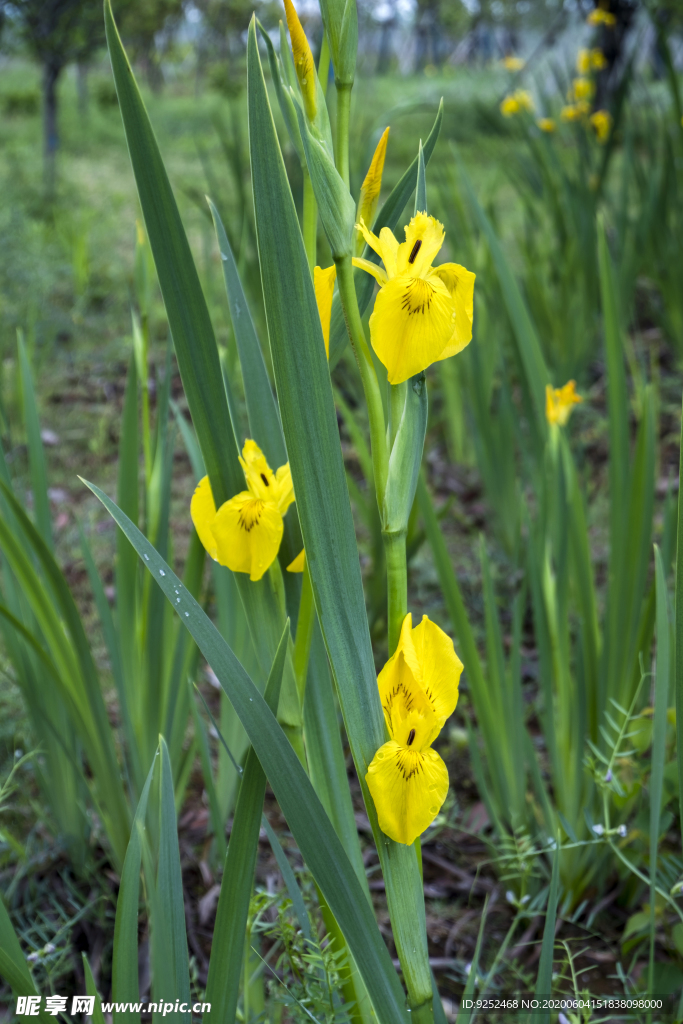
[302,171,317,274]
[335,256,388,502]
[383,529,407,655]
[335,83,352,189]
[292,564,315,704]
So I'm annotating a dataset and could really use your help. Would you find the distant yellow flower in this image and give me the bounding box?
[537,117,556,132]
[503,55,525,71]
[561,103,587,121]
[366,614,463,845]
[501,89,534,117]
[352,212,475,385]
[587,6,616,26]
[357,127,390,249]
[545,381,582,426]
[576,48,591,75]
[590,109,612,142]
[287,549,306,572]
[570,77,594,102]
[191,440,295,581]
[283,0,316,120]
[591,48,608,69]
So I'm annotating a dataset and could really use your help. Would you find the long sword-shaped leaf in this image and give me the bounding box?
[205,621,289,1024]
[82,478,408,1024]
[112,754,156,1024]
[535,845,560,1024]
[154,737,191,1020]
[247,19,431,1009]
[105,0,239,507]
[650,545,670,993]
[208,199,286,469]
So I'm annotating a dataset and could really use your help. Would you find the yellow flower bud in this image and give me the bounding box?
[355,126,390,253]
[283,0,317,121]
[545,381,582,426]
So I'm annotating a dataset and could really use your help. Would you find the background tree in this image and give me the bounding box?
[0,0,107,194]
[118,0,186,92]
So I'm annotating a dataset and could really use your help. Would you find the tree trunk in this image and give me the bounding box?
[43,61,61,198]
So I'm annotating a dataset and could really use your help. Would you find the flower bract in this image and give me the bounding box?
[545,381,582,426]
[191,440,294,581]
[352,212,475,385]
[366,613,463,845]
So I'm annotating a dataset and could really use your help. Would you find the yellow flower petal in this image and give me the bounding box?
[369,272,456,384]
[212,492,283,581]
[287,548,306,572]
[396,213,445,278]
[239,438,294,513]
[545,381,582,426]
[351,256,387,288]
[357,127,390,240]
[283,0,316,120]
[366,741,449,845]
[274,463,295,514]
[190,475,219,561]
[314,265,337,358]
[411,615,463,722]
[431,262,475,362]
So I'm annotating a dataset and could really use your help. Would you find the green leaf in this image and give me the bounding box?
[414,141,426,215]
[104,0,239,507]
[205,621,289,1024]
[208,199,286,469]
[83,955,107,1024]
[650,545,670,990]
[456,895,489,1024]
[535,843,560,1023]
[112,754,156,1024]
[247,22,430,1009]
[154,738,191,1019]
[383,374,427,532]
[328,100,443,365]
[0,892,49,1022]
[82,478,409,1024]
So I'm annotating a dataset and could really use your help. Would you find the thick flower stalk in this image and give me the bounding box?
[191,439,294,580]
[366,613,463,845]
[546,381,582,426]
[352,212,475,385]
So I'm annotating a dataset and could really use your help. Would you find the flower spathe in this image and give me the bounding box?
[545,381,582,426]
[352,212,475,385]
[366,613,463,845]
[191,440,294,582]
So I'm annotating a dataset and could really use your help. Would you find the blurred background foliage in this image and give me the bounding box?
[1,0,683,1014]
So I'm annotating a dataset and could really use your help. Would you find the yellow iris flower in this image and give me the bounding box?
[191,440,295,581]
[366,613,463,845]
[537,117,556,133]
[590,48,608,70]
[590,109,612,142]
[587,7,616,26]
[570,77,594,102]
[545,381,582,426]
[352,212,475,385]
[283,0,316,120]
[576,48,591,75]
[502,55,525,71]
[500,89,534,117]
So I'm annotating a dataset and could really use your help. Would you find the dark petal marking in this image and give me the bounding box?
[408,239,422,265]
[260,473,269,486]
[407,728,415,746]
